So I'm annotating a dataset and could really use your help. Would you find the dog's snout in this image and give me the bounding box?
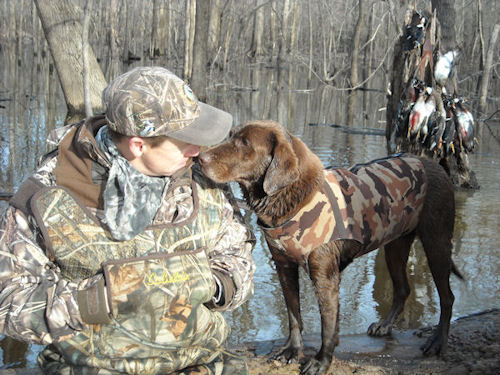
[197,152,212,165]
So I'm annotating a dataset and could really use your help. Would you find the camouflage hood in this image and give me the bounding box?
[261,155,428,267]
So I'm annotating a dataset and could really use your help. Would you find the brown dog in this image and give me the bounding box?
[198,120,461,375]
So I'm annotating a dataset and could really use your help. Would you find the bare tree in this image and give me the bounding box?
[34,0,106,123]
[288,0,300,57]
[223,1,236,72]
[82,0,94,118]
[250,0,266,59]
[150,0,168,59]
[431,0,456,52]
[208,0,222,66]
[347,0,366,125]
[184,0,196,79]
[476,0,486,74]
[478,24,500,114]
[105,0,120,80]
[191,0,210,99]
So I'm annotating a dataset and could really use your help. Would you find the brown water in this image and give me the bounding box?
[0,65,499,369]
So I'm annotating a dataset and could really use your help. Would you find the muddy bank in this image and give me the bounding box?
[241,309,500,374]
[0,309,498,375]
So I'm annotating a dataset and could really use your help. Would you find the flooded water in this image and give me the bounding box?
[0,64,499,369]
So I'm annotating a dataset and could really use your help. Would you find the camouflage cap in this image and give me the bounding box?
[102,66,232,146]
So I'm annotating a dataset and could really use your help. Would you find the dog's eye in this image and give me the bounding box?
[235,136,250,148]
[240,137,249,146]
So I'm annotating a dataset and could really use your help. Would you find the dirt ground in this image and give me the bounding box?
[240,309,500,375]
[0,309,497,375]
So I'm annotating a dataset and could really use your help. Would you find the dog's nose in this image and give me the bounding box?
[197,152,212,165]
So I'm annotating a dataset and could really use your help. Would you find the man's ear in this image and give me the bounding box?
[128,136,146,158]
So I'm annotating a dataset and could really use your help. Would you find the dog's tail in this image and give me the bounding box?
[451,260,465,280]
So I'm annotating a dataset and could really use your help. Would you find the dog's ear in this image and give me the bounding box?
[263,132,299,195]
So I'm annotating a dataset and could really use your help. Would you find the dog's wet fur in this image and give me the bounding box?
[198,120,461,375]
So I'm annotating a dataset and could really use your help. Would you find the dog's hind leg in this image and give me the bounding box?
[368,232,415,337]
[419,234,455,356]
[271,253,304,363]
[417,156,456,356]
[301,243,341,375]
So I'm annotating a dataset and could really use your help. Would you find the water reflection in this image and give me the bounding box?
[0,336,27,369]
[1,64,499,367]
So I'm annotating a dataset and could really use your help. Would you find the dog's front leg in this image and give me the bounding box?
[270,251,304,363]
[302,244,341,375]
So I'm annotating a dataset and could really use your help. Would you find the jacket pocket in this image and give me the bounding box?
[92,248,228,358]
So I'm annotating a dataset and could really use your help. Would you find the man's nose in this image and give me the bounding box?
[184,144,200,157]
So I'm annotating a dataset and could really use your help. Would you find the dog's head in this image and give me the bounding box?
[198,120,301,195]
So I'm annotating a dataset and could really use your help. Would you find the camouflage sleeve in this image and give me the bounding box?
[0,206,90,345]
[207,185,256,311]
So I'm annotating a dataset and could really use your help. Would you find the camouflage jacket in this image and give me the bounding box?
[261,155,427,267]
[0,116,255,349]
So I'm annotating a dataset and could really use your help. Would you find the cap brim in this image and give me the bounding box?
[167,103,233,146]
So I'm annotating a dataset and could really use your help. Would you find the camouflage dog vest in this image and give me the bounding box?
[261,155,428,266]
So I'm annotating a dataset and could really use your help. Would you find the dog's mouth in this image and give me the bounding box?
[196,152,216,173]
[196,153,230,183]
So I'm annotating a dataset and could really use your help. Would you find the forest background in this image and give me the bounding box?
[1,0,499,126]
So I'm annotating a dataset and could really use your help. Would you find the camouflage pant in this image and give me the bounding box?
[38,345,248,375]
[170,353,248,375]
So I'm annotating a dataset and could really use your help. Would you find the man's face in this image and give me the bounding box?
[141,137,200,176]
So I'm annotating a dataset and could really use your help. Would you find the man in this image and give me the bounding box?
[0,66,255,374]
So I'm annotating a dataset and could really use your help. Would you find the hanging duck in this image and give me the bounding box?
[403,11,427,51]
[434,50,460,93]
[453,99,476,152]
[408,87,436,141]
[427,112,445,153]
[441,98,457,155]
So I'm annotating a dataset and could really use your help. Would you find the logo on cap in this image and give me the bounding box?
[139,120,156,137]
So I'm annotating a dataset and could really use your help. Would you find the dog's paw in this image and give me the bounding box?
[300,357,330,375]
[421,331,446,356]
[367,321,392,336]
[272,345,302,364]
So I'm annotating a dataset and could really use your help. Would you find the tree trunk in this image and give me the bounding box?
[279,0,291,62]
[476,0,486,94]
[150,0,167,59]
[34,0,107,124]
[307,0,313,84]
[251,0,265,58]
[191,0,210,99]
[477,0,486,70]
[183,0,196,79]
[223,1,235,72]
[478,24,500,113]
[207,0,222,66]
[347,0,365,125]
[120,1,130,65]
[289,0,300,58]
[270,0,277,63]
[82,0,93,117]
[431,0,456,52]
[106,0,120,80]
